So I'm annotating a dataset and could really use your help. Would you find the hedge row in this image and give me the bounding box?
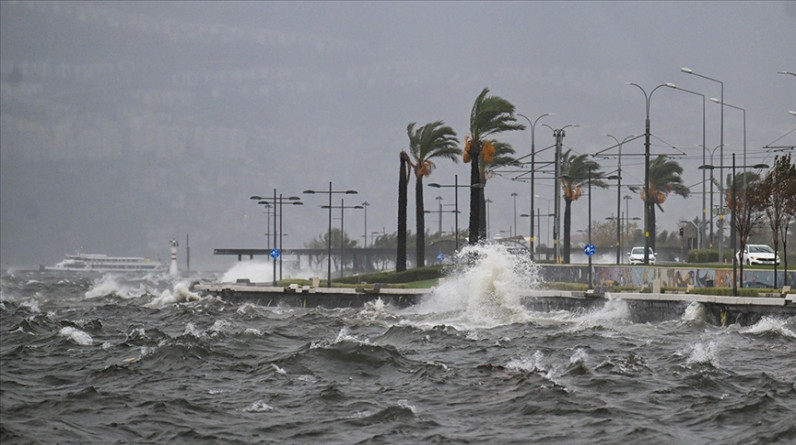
[336,265,445,285]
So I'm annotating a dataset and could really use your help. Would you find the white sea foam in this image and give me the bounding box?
[242,400,275,412]
[568,298,630,331]
[85,274,147,300]
[682,301,706,322]
[59,326,93,346]
[685,340,721,367]
[741,316,796,338]
[407,243,540,329]
[220,260,321,283]
[147,281,201,307]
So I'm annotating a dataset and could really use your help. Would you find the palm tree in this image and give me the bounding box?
[559,149,607,263]
[397,151,411,271]
[644,155,689,251]
[464,87,525,244]
[478,140,520,238]
[407,121,460,267]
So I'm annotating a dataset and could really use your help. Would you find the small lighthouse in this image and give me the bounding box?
[169,238,179,276]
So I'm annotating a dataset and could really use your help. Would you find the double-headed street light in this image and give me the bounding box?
[682,67,725,260]
[321,199,364,278]
[602,134,636,263]
[517,113,553,261]
[666,83,707,248]
[627,82,668,264]
[250,192,302,286]
[303,183,358,287]
[710,98,746,185]
[699,155,768,296]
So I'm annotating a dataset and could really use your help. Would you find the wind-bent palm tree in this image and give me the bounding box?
[559,150,607,263]
[478,140,520,238]
[407,121,460,267]
[644,155,689,251]
[397,151,411,272]
[464,87,525,244]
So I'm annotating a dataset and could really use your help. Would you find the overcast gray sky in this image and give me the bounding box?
[2,1,794,271]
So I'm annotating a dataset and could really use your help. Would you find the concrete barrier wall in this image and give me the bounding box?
[540,264,796,288]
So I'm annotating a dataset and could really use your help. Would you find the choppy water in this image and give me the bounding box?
[2,245,795,444]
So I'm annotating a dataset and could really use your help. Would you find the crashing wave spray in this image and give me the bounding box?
[409,243,541,328]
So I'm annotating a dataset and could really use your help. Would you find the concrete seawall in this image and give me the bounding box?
[192,282,796,327]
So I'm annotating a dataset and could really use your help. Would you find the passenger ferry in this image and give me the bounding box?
[42,252,164,273]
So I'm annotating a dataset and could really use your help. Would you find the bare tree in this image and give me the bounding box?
[728,171,766,288]
[760,155,795,287]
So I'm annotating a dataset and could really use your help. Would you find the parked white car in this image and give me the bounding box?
[736,244,780,265]
[628,246,656,265]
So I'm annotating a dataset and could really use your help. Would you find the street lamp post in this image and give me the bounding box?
[542,123,577,264]
[666,83,707,248]
[361,201,370,273]
[517,113,552,261]
[701,144,723,249]
[303,183,358,287]
[604,134,636,263]
[627,82,668,264]
[321,199,364,278]
[251,192,302,285]
[710,98,746,185]
[511,192,519,237]
[682,67,724,260]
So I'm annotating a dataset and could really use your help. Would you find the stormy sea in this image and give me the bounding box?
[2,245,795,444]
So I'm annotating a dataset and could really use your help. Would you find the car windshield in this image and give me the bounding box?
[631,248,644,255]
[749,245,774,253]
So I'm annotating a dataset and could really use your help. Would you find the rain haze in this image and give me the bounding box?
[1,1,794,271]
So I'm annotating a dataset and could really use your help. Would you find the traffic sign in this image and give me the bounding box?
[584,244,596,257]
[270,249,280,259]
[436,253,445,263]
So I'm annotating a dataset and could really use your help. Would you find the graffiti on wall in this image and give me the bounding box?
[543,265,796,288]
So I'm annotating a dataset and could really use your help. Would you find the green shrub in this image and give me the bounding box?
[687,249,719,263]
[337,265,445,284]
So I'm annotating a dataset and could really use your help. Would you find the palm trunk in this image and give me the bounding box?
[397,154,409,271]
[478,173,487,240]
[415,174,426,268]
[468,141,482,245]
[563,198,572,264]
[649,203,657,252]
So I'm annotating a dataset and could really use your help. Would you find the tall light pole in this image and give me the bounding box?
[303,183,358,287]
[322,199,364,278]
[429,174,483,253]
[604,134,635,263]
[517,113,552,261]
[627,82,668,264]
[543,123,577,264]
[682,67,724,260]
[510,192,519,237]
[251,192,302,285]
[666,83,707,248]
[361,201,370,273]
[710,98,746,186]
[699,144,723,249]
